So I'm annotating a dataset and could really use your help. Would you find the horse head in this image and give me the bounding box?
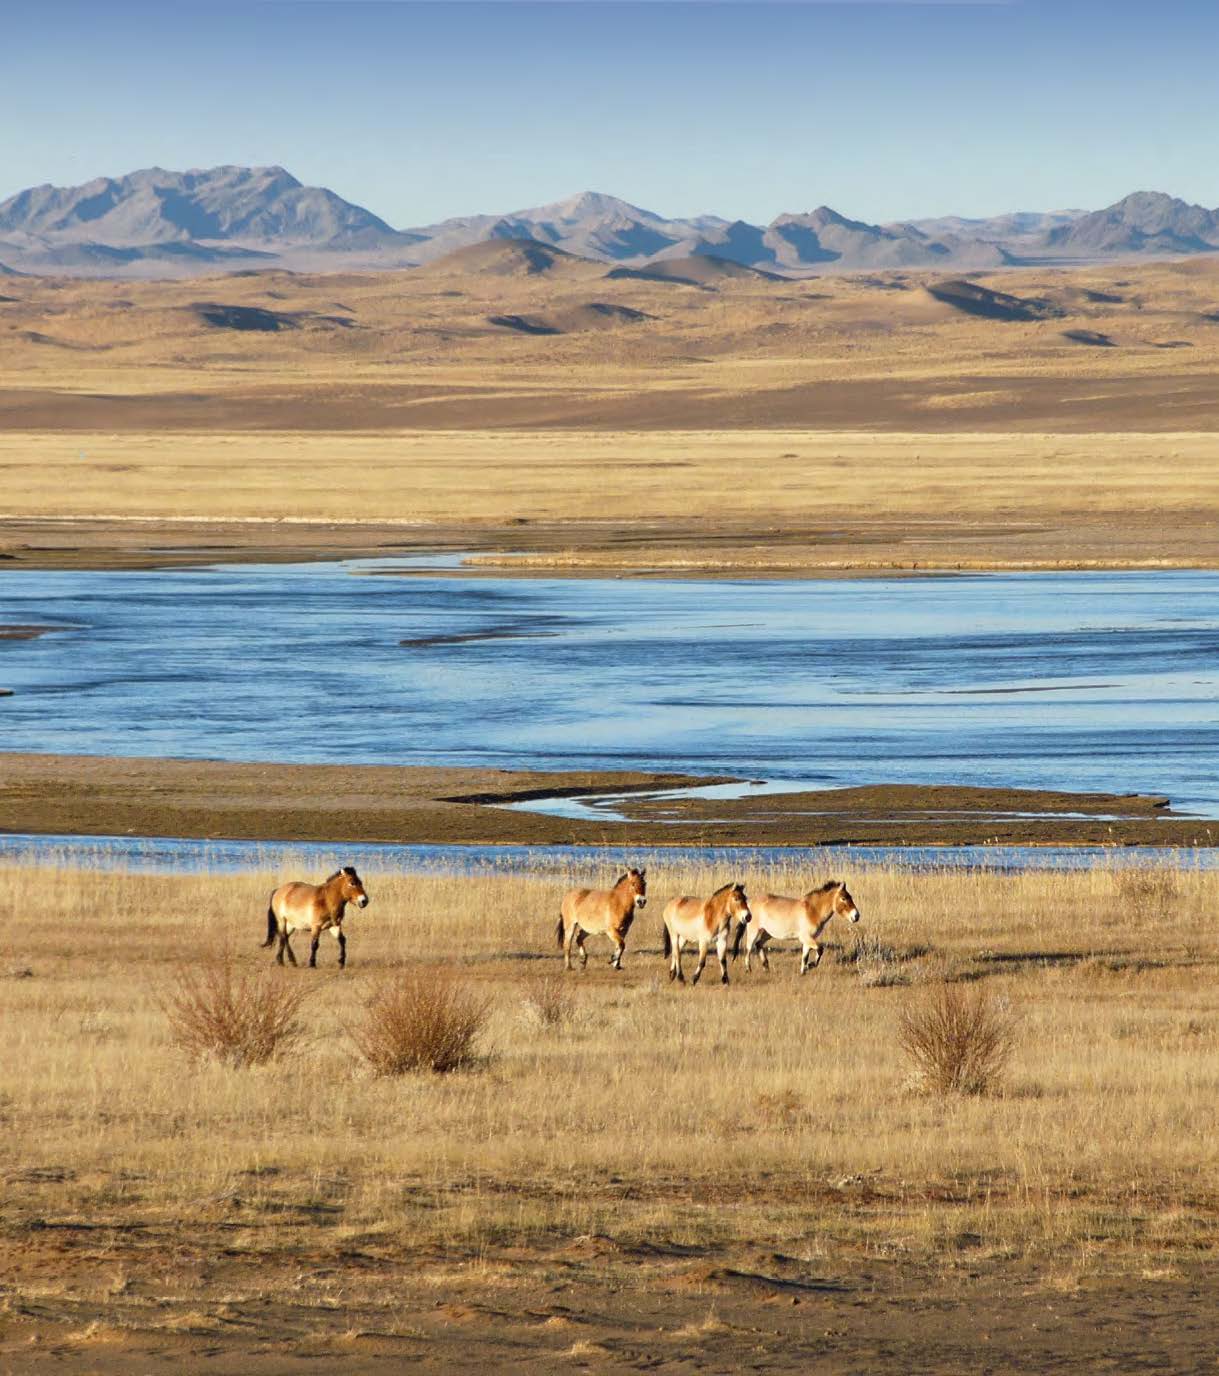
[621,867,648,909]
[338,865,370,909]
[727,882,751,927]
[833,880,860,924]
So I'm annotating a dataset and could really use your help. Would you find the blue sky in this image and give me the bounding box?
[6,1,1219,225]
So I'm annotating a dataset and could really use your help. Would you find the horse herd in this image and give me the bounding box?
[262,864,861,985]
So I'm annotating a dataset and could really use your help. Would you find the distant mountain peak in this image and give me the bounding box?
[521,190,659,223]
[0,163,395,252]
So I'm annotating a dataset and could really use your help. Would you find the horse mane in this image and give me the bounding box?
[325,870,343,882]
[712,881,740,897]
[809,879,842,893]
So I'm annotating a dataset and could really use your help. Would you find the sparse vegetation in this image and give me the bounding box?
[159,958,311,1067]
[521,970,577,1029]
[350,970,490,1075]
[898,982,1019,1096]
[842,932,916,987]
[3,854,1218,1267]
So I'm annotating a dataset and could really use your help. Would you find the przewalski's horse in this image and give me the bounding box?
[734,880,860,975]
[662,882,751,986]
[557,868,647,971]
[262,866,369,969]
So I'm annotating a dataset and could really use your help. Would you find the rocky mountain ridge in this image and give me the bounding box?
[0,167,1215,279]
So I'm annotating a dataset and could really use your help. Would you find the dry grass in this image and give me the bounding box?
[3,854,1219,1263]
[349,970,490,1075]
[159,958,312,1067]
[520,970,578,1029]
[898,983,1019,1096]
[1,428,1216,532]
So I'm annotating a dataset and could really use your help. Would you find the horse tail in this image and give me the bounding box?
[556,914,565,949]
[663,922,672,959]
[731,919,746,962]
[261,899,278,948]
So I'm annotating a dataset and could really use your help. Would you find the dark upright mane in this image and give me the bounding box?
[712,881,740,897]
[811,879,842,893]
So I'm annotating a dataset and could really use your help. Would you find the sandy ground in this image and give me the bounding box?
[0,753,1211,847]
[4,1229,1218,1374]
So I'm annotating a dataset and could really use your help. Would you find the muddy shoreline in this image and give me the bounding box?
[2,754,1214,849]
[1,515,1217,576]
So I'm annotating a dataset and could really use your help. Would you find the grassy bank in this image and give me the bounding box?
[4,856,1217,1265]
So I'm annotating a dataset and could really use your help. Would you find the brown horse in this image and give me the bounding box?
[262,866,369,969]
[556,868,647,971]
[734,880,860,975]
[662,882,751,986]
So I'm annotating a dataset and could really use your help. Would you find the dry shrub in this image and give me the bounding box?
[350,971,490,1075]
[160,960,310,1068]
[521,971,576,1029]
[1114,867,1179,913]
[844,933,910,987]
[898,982,1018,1096]
[753,1088,806,1129]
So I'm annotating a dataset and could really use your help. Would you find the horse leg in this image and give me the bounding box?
[810,941,823,969]
[275,929,286,966]
[716,931,730,985]
[309,926,322,968]
[334,927,347,970]
[608,928,625,970]
[758,933,772,972]
[671,933,684,984]
[799,942,813,976]
[282,931,298,967]
[691,939,709,987]
[576,931,589,970]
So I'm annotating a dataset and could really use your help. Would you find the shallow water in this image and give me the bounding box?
[0,832,1210,877]
[1,561,1217,814]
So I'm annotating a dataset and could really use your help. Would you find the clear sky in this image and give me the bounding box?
[6,0,1219,227]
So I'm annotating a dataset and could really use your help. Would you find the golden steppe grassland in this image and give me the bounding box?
[2,252,1218,572]
[3,855,1218,1365]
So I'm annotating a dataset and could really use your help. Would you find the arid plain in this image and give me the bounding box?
[1,247,1218,574]
[3,249,1219,1371]
[4,858,1219,1372]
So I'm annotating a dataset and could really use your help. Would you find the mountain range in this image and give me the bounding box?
[2,165,1219,278]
